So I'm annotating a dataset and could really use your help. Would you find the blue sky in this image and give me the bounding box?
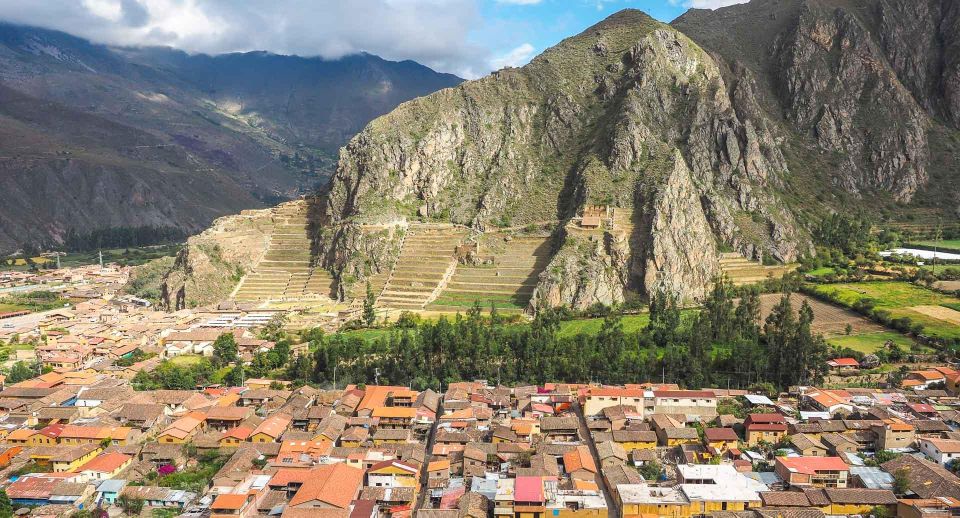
[470,0,695,75]
[0,0,745,78]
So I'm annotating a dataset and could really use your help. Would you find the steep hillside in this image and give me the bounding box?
[0,23,461,253]
[672,0,960,215]
[318,9,808,306]
[121,48,464,154]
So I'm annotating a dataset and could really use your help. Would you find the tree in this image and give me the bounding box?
[892,468,910,496]
[7,361,34,383]
[640,460,662,481]
[363,282,376,327]
[212,333,239,368]
[0,488,12,518]
[118,494,144,515]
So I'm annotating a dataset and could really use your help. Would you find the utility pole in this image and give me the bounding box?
[933,219,942,275]
[98,250,103,269]
[56,253,60,269]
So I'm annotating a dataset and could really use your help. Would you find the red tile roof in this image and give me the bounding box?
[289,464,363,509]
[777,456,849,474]
[78,452,131,473]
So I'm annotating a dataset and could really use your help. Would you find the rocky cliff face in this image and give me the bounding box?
[674,0,960,209]
[320,10,809,306]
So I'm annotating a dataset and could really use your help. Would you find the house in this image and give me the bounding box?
[287,463,364,510]
[76,452,133,482]
[872,419,915,450]
[744,413,788,446]
[562,445,598,482]
[618,483,689,517]
[371,406,417,429]
[540,416,579,442]
[790,433,828,456]
[582,387,644,417]
[897,497,960,518]
[612,430,657,450]
[58,424,138,446]
[158,414,205,443]
[775,456,849,488]
[919,438,960,467]
[120,485,197,509]
[210,493,257,518]
[652,390,718,417]
[0,445,22,467]
[368,459,419,489]
[250,413,291,443]
[31,444,102,472]
[826,358,860,374]
[881,455,960,499]
[94,479,128,506]
[761,488,897,515]
[204,406,254,431]
[703,428,739,453]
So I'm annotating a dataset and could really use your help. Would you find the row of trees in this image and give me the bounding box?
[290,280,828,391]
[61,225,186,252]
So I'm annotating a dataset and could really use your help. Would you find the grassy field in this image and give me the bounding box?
[812,281,960,340]
[334,313,659,344]
[168,354,205,367]
[908,239,960,253]
[0,302,32,313]
[827,331,919,354]
[0,244,181,271]
[557,314,651,338]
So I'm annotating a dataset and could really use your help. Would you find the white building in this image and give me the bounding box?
[919,438,960,466]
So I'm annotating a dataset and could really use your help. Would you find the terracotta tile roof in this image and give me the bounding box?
[760,491,810,507]
[211,493,249,511]
[78,452,131,473]
[288,463,363,509]
[562,445,596,474]
[371,406,417,419]
[251,413,291,439]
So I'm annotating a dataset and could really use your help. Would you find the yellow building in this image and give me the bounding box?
[619,484,691,518]
[613,430,658,451]
[31,444,103,472]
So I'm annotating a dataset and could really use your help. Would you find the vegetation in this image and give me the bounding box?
[151,451,227,494]
[0,489,10,518]
[61,225,186,252]
[298,280,827,391]
[808,281,960,343]
[0,291,68,313]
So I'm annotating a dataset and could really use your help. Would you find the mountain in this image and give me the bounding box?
[314,1,958,307]
[0,23,462,253]
[135,1,960,310]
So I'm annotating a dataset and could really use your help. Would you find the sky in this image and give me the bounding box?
[0,0,748,79]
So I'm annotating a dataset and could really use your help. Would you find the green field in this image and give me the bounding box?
[813,281,960,340]
[0,244,181,272]
[557,314,651,338]
[827,332,918,354]
[168,354,205,367]
[805,267,836,278]
[909,239,960,253]
[335,313,658,344]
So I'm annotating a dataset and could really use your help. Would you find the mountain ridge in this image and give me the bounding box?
[0,21,462,253]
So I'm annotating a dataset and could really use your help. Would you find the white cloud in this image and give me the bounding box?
[683,0,748,8]
[489,42,534,70]
[0,0,490,77]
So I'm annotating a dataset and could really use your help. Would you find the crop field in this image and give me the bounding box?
[826,331,919,354]
[935,280,960,292]
[759,293,884,336]
[909,239,960,253]
[811,281,960,340]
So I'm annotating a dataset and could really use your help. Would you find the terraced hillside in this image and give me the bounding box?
[233,202,334,302]
[429,234,553,313]
[719,253,797,286]
[375,224,466,310]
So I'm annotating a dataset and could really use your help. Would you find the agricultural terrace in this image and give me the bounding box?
[811,281,960,340]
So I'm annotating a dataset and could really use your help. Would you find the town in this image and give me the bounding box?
[0,262,958,518]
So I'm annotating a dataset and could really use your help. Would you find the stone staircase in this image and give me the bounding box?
[718,252,796,286]
[233,202,335,302]
[375,224,466,310]
[428,235,552,312]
